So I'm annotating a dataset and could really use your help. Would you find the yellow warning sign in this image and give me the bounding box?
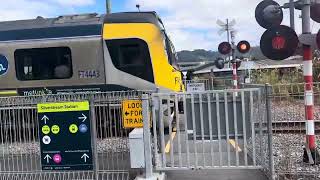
[37,101,89,113]
[122,100,143,128]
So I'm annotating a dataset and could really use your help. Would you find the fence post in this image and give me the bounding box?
[142,94,153,178]
[89,98,99,179]
[265,84,274,180]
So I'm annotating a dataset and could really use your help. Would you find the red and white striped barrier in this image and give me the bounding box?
[303,45,316,151]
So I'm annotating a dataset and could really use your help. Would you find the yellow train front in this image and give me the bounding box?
[0,12,183,95]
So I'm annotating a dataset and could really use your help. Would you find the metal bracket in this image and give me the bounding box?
[299,34,316,46]
[310,0,320,4]
[306,146,315,165]
[283,0,310,10]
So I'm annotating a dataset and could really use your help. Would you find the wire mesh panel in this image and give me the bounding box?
[270,83,320,180]
[0,91,147,180]
[151,88,271,174]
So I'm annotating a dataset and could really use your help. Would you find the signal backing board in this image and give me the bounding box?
[37,101,93,171]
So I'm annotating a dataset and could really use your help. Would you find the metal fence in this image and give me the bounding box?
[268,83,320,180]
[3,83,319,180]
[150,88,273,176]
[243,83,320,180]
[0,91,148,180]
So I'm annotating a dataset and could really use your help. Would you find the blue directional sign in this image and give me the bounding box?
[37,101,93,171]
[0,55,8,76]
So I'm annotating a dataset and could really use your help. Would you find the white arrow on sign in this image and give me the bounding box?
[41,115,49,124]
[0,64,6,71]
[44,154,52,163]
[78,113,87,122]
[81,153,89,163]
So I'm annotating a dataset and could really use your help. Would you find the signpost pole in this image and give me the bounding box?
[289,0,295,30]
[90,99,99,178]
[230,31,238,90]
[106,0,111,14]
[142,94,153,178]
[301,0,318,164]
[232,62,238,90]
[227,19,231,68]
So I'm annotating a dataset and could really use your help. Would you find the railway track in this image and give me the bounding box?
[271,121,320,134]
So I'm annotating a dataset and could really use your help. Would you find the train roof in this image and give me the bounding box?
[104,12,161,27]
[0,12,161,42]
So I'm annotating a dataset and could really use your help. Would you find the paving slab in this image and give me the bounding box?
[165,169,269,180]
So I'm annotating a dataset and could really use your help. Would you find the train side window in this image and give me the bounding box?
[106,38,154,83]
[14,47,73,81]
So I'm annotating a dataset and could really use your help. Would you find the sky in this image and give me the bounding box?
[1,0,319,51]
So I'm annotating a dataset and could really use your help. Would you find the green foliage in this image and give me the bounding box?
[252,51,320,85]
[251,68,303,85]
[251,52,320,98]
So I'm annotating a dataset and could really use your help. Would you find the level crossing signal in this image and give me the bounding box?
[237,41,251,54]
[218,41,251,55]
[215,57,225,69]
[218,42,232,55]
[255,0,283,29]
[260,25,299,60]
[255,0,299,60]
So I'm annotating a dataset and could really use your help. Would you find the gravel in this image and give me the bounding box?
[273,134,320,180]
[272,100,320,122]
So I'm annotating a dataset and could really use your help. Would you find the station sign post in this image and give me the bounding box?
[37,101,94,171]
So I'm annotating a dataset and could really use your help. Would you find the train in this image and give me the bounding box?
[0,12,182,137]
[0,12,183,96]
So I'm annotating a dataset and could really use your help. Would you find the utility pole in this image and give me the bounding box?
[106,0,111,14]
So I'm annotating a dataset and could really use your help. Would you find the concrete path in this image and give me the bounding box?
[165,169,269,180]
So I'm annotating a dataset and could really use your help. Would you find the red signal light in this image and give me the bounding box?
[218,42,232,55]
[272,36,286,50]
[240,44,247,50]
[237,41,251,54]
[260,25,298,60]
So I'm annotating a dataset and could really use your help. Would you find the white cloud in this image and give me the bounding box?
[0,0,96,21]
[127,0,320,51]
